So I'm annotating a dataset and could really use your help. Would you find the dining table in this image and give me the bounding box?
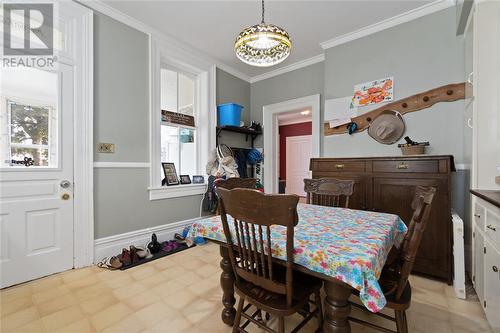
[188,203,407,333]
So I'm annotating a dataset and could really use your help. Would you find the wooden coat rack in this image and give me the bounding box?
[324,82,469,136]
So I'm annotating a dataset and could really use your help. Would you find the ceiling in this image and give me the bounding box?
[278,110,312,125]
[102,0,434,79]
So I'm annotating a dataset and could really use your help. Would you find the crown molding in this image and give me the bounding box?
[79,0,251,82]
[249,54,325,83]
[216,63,251,82]
[320,0,456,50]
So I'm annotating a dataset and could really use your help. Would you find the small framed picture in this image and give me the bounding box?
[192,175,205,184]
[179,175,191,184]
[162,163,179,186]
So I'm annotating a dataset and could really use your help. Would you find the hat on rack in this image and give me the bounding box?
[368,110,405,145]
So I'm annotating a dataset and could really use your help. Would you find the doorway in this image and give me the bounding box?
[263,95,320,194]
[0,1,93,288]
[277,112,312,197]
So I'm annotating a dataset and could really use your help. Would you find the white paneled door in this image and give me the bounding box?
[285,135,312,197]
[0,64,75,288]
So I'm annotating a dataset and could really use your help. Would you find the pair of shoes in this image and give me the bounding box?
[97,256,123,270]
[129,246,140,264]
[162,240,180,252]
[131,245,153,259]
[118,248,131,266]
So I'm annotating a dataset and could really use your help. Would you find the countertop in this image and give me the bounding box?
[470,189,500,209]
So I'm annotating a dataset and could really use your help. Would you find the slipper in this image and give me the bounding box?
[97,256,122,270]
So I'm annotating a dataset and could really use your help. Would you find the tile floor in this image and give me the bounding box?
[0,243,492,333]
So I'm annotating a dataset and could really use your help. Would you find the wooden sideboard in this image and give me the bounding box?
[310,155,455,283]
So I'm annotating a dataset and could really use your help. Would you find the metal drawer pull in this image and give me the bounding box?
[474,214,481,218]
[397,163,409,169]
[335,164,345,169]
[493,266,498,273]
[487,225,497,232]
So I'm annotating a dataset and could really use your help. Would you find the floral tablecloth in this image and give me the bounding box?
[188,203,407,312]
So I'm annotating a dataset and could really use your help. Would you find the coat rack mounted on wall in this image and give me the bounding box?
[324,82,469,136]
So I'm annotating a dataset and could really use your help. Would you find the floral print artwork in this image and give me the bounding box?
[188,203,407,312]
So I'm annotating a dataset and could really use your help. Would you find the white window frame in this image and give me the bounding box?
[1,96,58,168]
[148,36,216,201]
[160,66,198,177]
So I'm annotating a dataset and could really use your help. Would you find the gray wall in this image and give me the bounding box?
[248,8,470,245]
[323,8,465,162]
[94,13,202,239]
[216,68,252,148]
[250,62,325,147]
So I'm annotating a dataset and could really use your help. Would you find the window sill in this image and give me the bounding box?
[148,183,207,201]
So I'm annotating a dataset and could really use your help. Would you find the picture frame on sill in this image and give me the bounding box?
[192,175,205,184]
[179,175,191,185]
[162,163,179,186]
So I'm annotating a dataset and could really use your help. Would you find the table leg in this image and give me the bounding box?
[219,245,236,326]
[323,281,352,333]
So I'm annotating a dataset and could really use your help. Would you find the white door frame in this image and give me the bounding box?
[72,4,94,268]
[263,94,320,194]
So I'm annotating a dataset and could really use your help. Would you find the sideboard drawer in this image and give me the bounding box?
[372,160,439,173]
[313,161,366,173]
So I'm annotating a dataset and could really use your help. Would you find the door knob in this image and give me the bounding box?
[60,180,71,188]
[493,266,498,273]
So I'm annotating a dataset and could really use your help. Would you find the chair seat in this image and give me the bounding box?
[235,268,322,316]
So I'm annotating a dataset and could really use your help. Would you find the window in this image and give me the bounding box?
[1,67,58,168]
[7,101,56,167]
[160,68,197,179]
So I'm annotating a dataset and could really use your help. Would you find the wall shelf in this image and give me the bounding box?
[216,126,262,147]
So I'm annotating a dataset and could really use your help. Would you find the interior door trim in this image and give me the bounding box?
[70,2,94,268]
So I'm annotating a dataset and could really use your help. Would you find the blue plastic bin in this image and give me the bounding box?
[217,103,243,127]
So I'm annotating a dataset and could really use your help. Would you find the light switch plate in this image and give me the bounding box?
[97,143,115,153]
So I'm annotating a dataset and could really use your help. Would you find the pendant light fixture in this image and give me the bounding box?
[234,0,291,67]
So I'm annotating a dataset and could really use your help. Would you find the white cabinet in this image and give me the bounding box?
[472,197,500,333]
[470,1,500,190]
[484,239,500,331]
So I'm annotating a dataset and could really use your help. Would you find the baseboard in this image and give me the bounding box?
[93,217,202,263]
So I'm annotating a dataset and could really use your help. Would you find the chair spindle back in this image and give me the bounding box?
[396,186,436,299]
[217,188,299,307]
[214,178,257,190]
[304,178,355,208]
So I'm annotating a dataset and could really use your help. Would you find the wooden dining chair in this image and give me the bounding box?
[217,188,323,333]
[303,178,355,208]
[348,186,437,333]
[214,178,257,214]
[214,177,257,190]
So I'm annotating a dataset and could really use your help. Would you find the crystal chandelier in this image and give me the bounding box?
[234,0,291,67]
